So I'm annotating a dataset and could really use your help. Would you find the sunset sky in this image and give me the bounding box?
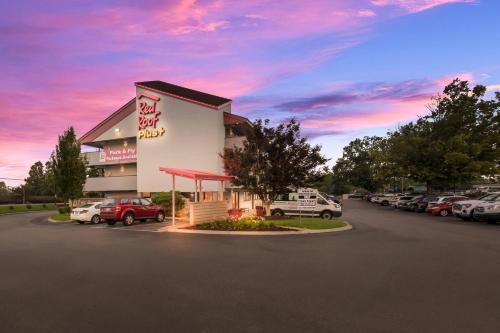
[1,0,500,186]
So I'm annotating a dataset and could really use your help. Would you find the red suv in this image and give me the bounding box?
[100,197,165,226]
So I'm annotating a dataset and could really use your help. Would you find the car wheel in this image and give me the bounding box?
[77,220,85,224]
[91,214,101,224]
[469,210,477,222]
[320,211,332,220]
[156,212,165,222]
[123,213,135,226]
[106,220,116,226]
[439,209,449,217]
[271,209,284,217]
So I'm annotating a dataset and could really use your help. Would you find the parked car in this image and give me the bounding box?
[427,196,468,216]
[472,195,500,224]
[425,196,468,213]
[70,202,103,224]
[370,194,386,204]
[413,196,438,212]
[348,192,365,199]
[378,194,399,206]
[100,197,165,226]
[452,192,500,221]
[406,196,430,212]
[393,196,419,209]
[270,191,342,219]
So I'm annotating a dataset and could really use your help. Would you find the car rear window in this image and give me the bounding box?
[80,204,93,208]
[102,198,116,206]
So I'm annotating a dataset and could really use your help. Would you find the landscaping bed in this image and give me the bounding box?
[189,217,295,231]
[49,213,71,222]
[0,203,58,215]
[188,216,347,231]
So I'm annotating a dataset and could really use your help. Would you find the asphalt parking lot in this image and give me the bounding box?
[1,200,499,333]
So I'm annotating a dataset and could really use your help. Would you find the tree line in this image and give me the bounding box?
[1,127,87,204]
[327,79,499,194]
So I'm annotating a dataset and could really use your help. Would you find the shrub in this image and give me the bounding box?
[26,204,32,209]
[42,204,47,208]
[151,192,185,216]
[9,205,14,210]
[58,206,71,214]
[195,217,277,231]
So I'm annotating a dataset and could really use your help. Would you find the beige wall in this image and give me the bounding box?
[189,201,229,224]
[93,112,137,142]
[136,87,227,193]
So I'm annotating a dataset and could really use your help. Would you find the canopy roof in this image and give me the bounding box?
[159,167,234,181]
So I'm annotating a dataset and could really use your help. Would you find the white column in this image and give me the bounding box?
[194,179,198,203]
[172,175,176,226]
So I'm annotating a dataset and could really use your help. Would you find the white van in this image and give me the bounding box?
[270,190,342,219]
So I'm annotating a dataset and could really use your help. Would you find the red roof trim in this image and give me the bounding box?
[159,167,234,181]
[139,91,160,101]
[223,112,250,125]
[135,83,224,110]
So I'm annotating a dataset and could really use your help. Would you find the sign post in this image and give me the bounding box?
[297,188,318,225]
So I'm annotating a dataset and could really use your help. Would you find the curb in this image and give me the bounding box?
[166,221,353,236]
[48,217,73,223]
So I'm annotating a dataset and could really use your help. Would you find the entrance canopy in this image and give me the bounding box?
[159,167,233,225]
[159,167,233,181]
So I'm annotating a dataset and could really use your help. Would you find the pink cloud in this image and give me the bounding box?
[370,0,475,13]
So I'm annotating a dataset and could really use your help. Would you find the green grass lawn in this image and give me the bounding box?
[272,218,346,230]
[0,203,58,215]
[49,213,71,222]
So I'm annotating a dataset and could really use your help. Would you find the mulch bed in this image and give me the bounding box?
[187,225,296,232]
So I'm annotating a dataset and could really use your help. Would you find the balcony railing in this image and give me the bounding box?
[84,175,137,192]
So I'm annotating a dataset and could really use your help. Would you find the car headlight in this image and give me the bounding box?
[462,204,472,208]
[486,204,500,210]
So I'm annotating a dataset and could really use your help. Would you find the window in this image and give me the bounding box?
[94,204,101,209]
[318,198,328,205]
[243,192,252,201]
[131,198,140,205]
[140,199,152,206]
[102,198,116,206]
[120,198,129,204]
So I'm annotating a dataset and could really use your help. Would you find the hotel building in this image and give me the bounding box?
[80,80,260,210]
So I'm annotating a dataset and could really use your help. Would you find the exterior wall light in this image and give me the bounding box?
[115,128,120,133]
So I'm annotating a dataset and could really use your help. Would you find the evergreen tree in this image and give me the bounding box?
[25,161,46,196]
[51,127,87,205]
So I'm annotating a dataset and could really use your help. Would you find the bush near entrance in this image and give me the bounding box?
[192,216,292,231]
[151,191,185,216]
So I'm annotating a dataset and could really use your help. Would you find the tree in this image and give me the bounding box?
[151,192,185,217]
[331,136,385,192]
[221,119,328,214]
[25,161,46,195]
[51,127,87,205]
[330,79,499,193]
